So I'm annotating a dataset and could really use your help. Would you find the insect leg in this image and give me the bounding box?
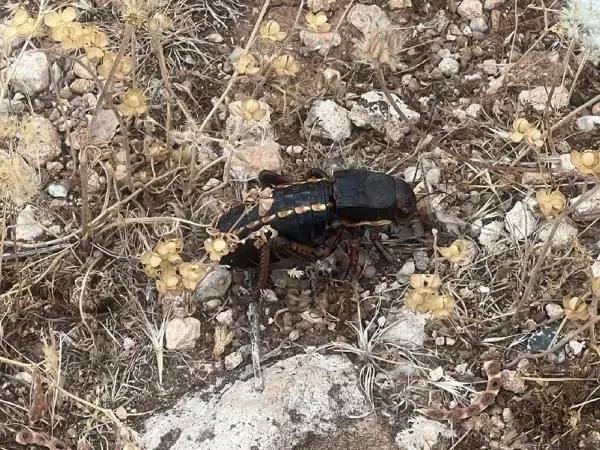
[258,170,291,187]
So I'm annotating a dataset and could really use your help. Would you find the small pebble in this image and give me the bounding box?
[224,351,243,370]
[205,32,224,43]
[47,181,68,198]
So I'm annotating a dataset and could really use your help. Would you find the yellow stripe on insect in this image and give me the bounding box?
[277,209,294,218]
[294,205,312,214]
[262,214,276,223]
[311,203,327,212]
[247,220,261,229]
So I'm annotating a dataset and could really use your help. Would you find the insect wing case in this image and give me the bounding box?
[333,170,397,222]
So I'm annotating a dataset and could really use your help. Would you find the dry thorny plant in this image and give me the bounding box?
[3,0,600,447]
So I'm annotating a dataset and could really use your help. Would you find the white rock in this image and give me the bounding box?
[484,0,504,8]
[216,309,234,326]
[425,167,442,186]
[537,221,578,248]
[347,4,391,35]
[404,166,422,182]
[192,267,232,302]
[70,79,95,95]
[142,353,369,450]
[299,30,342,56]
[226,100,274,141]
[470,17,488,33]
[568,340,585,356]
[395,416,455,450]
[576,115,600,131]
[466,103,483,118]
[571,189,600,220]
[518,85,569,112]
[349,90,420,142]
[16,116,61,166]
[230,138,283,180]
[559,153,575,170]
[165,317,202,350]
[381,307,428,348]
[429,366,444,382]
[482,59,498,75]
[10,51,50,94]
[505,201,537,241]
[397,260,416,282]
[438,57,460,76]
[545,303,564,320]
[458,0,483,18]
[224,351,243,370]
[90,108,120,142]
[47,181,68,198]
[304,100,352,141]
[205,32,224,43]
[478,220,504,247]
[15,205,45,242]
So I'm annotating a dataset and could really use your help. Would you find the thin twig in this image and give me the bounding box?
[513,184,600,321]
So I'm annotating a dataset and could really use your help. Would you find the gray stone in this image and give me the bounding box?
[10,51,49,94]
[304,100,352,141]
[192,267,232,302]
[15,205,45,242]
[381,307,428,348]
[224,351,243,370]
[16,115,61,166]
[484,0,505,8]
[299,30,342,56]
[458,0,483,18]
[165,317,202,350]
[537,221,578,248]
[571,189,600,220]
[90,109,120,143]
[576,115,600,131]
[47,181,68,198]
[395,416,454,450]
[70,79,95,95]
[505,201,537,241]
[482,58,497,75]
[470,17,488,33]
[438,57,459,76]
[347,4,390,35]
[142,352,369,450]
[518,85,569,112]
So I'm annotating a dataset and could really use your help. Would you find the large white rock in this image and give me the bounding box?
[165,317,202,350]
[505,201,537,241]
[10,51,50,94]
[142,352,369,449]
[458,0,483,18]
[304,100,352,141]
[518,85,569,112]
[349,91,420,142]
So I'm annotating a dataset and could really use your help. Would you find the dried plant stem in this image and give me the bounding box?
[551,92,600,132]
[513,184,600,321]
[375,64,422,138]
[187,0,271,191]
[91,22,135,190]
[152,38,195,144]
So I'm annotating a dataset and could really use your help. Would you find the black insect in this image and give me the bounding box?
[216,168,417,267]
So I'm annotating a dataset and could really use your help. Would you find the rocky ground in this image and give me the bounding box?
[3,0,600,449]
